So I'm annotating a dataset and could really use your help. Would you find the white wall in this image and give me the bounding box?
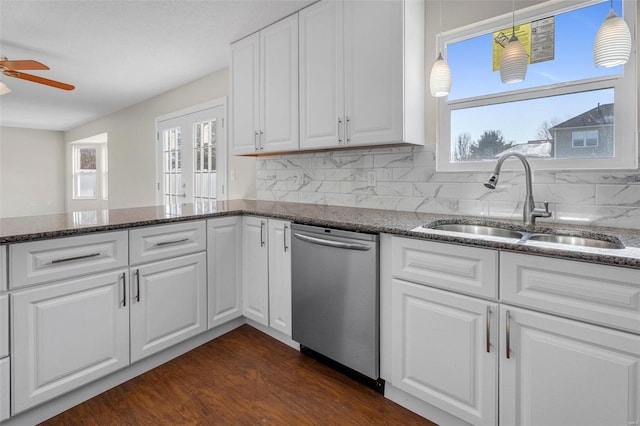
[0,127,66,218]
[65,67,256,209]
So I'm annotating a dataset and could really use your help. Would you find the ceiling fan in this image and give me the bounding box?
[0,56,75,94]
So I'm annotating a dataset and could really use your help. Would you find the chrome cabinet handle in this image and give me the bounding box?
[121,272,127,307]
[486,306,491,353]
[154,238,189,247]
[346,116,351,143]
[259,130,264,151]
[283,224,289,252]
[254,131,259,151]
[506,310,511,359]
[50,252,101,264]
[135,269,141,302]
[260,221,265,247]
[338,117,343,144]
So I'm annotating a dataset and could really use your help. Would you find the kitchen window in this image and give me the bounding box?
[72,146,97,199]
[436,0,637,171]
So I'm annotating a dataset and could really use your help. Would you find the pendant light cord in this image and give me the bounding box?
[511,0,516,35]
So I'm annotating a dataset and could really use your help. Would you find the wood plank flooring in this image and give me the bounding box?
[41,325,436,425]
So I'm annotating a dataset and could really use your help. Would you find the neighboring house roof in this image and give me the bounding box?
[495,141,553,158]
[550,103,614,130]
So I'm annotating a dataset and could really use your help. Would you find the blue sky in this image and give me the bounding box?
[446,0,624,149]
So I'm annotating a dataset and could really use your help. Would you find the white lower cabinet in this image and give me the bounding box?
[0,357,8,422]
[242,216,292,335]
[207,217,242,329]
[130,252,207,363]
[242,216,270,325]
[391,278,498,426]
[500,305,640,426]
[11,269,130,414]
[267,219,292,336]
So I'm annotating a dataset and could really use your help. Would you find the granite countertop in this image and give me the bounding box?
[1,199,640,269]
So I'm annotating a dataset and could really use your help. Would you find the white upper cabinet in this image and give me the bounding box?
[300,0,424,150]
[230,32,260,155]
[231,14,299,155]
[299,0,345,149]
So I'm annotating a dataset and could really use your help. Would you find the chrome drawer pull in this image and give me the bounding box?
[506,310,511,359]
[486,306,491,353]
[154,238,189,247]
[50,252,101,264]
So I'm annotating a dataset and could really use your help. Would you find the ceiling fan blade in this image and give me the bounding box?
[0,60,49,70]
[4,70,74,91]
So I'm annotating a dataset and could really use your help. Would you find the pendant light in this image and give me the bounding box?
[429,0,451,97]
[0,81,10,95]
[593,0,631,67]
[500,0,528,83]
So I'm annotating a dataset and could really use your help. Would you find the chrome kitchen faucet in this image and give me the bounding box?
[484,152,552,226]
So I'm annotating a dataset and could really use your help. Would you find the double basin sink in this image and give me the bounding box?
[418,222,624,250]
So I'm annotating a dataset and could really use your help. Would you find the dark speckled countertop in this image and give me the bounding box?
[1,199,640,269]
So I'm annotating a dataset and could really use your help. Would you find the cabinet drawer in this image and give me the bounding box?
[500,252,640,333]
[392,237,498,299]
[129,220,206,265]
[0,245,6,292]
[10,231,128,288]
[0,357,8,422]
[0,295,7,358]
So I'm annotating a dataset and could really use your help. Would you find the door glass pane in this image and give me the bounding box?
[193,118,217,203]
[162,126,182,204]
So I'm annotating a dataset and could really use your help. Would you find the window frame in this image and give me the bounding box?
[72,144,98,200]
[436,0,637,172]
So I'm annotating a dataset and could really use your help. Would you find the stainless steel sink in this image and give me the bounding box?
[429,224,524,239]
[527,233,624,249]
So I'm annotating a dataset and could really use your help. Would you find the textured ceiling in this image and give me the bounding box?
[0,0,314,131]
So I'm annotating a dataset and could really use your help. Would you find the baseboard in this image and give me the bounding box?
[384,383,471,426]
[245,319,300,350]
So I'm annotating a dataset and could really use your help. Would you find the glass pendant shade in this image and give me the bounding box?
[594,8,631,67]
[500,33,528,83]
[429,53,451,97]
[0,81,10,95]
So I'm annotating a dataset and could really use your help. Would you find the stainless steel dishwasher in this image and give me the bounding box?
[291,223,381,390]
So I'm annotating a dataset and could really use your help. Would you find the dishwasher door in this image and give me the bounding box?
[291,224,379,380]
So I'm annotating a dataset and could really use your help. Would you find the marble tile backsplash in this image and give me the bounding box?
[256,145,640,229]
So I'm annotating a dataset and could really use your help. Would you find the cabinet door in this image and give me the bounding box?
[242,216,269,326]
[299,0,344,150]
[343,0,403,146]
[268,219,292,336]
[392,279,498,426]
[500,306,640,426]
[260,14,299,153]
[0,245,6,292]
[0,358,8,422]
[11,270,130,414]
[0,295,7,358]
[130,252,207,363]
[207,217,242,329]
[230,32,260,155]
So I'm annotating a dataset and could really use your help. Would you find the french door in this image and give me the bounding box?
[156,100,227,207]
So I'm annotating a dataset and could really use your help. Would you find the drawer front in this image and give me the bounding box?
[0,245,6,291]
[392,237,498,299]
[10,231,128,288]
[0,357,8,422]
[130,220,206,265]
[0,295,7,358]
[500,252,640,333]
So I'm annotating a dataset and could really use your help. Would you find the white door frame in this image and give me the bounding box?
[155,97,228,206]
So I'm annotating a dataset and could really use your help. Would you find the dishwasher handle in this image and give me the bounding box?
[293,232,372,251]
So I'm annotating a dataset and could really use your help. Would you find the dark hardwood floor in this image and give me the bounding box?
[40,325,436,425]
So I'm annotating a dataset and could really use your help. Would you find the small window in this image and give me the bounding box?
[572,130,599,148]
[437,0,637,171]
[73,146,97,199]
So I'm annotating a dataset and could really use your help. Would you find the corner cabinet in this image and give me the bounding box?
[231,14,299,155]
[299,0,424,150]
[207,216,243,329]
